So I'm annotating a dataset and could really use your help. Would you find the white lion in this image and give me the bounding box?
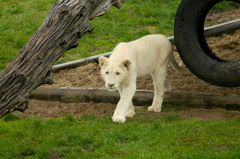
[99,34,180,123]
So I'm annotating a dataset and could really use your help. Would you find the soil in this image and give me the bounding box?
[40,29,240,94]
[206,5,240,25]
[18,100,240,121]
[21,7,240,120]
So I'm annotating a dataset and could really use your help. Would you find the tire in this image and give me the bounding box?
[174,0,240,87]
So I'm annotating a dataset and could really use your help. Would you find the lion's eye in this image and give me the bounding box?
[115,72,120,76]
[105,71,109,75]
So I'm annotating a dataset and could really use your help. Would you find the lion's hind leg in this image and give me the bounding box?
[148,65,167,112]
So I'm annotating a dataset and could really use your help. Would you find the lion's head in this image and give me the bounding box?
[99,56,131,91]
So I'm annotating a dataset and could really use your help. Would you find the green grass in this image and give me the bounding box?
[1,1,239,158]
[213,1,239,12]
[0,0,180,70]
[0,112,240,159]
[0,0,237,70]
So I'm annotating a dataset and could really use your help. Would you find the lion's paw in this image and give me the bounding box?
[147,106,161,112]
[126,110,136,118]
[112,114,126,123]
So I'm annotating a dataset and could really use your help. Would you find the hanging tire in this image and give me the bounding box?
[174,0,240,87]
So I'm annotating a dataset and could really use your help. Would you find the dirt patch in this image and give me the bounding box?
[22,100,115,118]
[136,107,240,121]
[22,8,240,119]
[40,29,240,94]
[177,108,240,120]
[16,100,240,121]
[206,6,240,25]
[207,30,240,61]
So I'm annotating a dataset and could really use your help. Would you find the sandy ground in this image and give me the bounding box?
[40,29,240,94]
[206,6,240,24]
[21,7,240,120]
[19,100,240,121]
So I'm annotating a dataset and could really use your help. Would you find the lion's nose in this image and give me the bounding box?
[108,83,115,88]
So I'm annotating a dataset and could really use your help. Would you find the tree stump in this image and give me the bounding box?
[0,0,123,117]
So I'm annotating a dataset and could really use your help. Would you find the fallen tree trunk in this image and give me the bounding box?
[0,0,123,117]
[30,87,240,110]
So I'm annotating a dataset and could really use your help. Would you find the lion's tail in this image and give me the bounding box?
[169,52,182,71]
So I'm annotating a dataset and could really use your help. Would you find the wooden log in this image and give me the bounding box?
[30,87,240,110]
[0,0,124,117]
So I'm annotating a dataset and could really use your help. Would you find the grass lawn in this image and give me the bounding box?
[0,0,239,158]
[0,0,235,70]
[0,0,181,70]
[0,112,240,159]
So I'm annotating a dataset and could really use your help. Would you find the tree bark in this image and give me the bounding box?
[0,0,123,117]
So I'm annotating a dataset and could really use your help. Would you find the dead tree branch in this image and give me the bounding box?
[0,0,124,116]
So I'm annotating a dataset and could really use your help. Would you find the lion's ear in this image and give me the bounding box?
[98,56,108,68]
[120,60,131,70]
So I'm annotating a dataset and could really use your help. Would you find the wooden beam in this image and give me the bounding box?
[30,87,240,109]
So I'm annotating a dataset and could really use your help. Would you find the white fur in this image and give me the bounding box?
[99,34,179,123]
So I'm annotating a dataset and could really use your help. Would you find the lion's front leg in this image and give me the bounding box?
[126,102,136,118]
[118,86,136,118]
[112,82,136,123]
